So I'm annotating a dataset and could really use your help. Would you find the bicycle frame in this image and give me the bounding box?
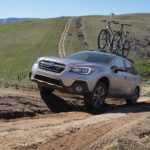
[119,24,131,41]
[106,21,114,34]
[111,23,131,56]
[105,21,119,45]
[98,20,132,57]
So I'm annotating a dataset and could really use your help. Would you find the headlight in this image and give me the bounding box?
[32,58,41,70]
[68,66,95,75]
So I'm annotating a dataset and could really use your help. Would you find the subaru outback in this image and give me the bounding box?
[29,50,141,110]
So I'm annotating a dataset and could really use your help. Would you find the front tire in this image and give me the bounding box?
[84,82,107,110]
[126,87,139,105]
[39,86,54,102]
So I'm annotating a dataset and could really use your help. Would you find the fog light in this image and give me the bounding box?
[75,85,83,93]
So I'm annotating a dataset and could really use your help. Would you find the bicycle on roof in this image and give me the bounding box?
[111,23,132,57]
[97,20,119,51]
[98,20,132,57]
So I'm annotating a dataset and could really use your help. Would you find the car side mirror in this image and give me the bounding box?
[111,66,118,73]
[111,66,125,73]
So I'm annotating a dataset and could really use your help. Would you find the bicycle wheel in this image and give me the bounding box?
[122,40,130,57]
[98,29,108,50]
[111,32,122,54]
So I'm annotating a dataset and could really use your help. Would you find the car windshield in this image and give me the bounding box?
[67,51,115,65]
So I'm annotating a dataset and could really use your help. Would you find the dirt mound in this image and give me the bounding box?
[114,138,149,150]
[0,90,86,120]
[108,115,150,150]
[0,88,149,120]
[0,95,50,119]
[0,86,149,150]
[42,92,85,113]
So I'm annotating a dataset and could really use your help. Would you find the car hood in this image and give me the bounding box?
[39,56,106,68]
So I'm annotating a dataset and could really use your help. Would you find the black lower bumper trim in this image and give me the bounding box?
[34,74,62,87]
[30,75,90,95]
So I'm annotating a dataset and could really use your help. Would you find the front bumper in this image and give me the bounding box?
[29,63,98,94]
[29,72,90,95]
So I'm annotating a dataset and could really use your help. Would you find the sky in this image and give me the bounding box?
[0,0,150,18]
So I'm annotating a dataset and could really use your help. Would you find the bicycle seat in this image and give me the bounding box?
[101,20,107,22]
[113,21,119,24]
[101,20,119,24]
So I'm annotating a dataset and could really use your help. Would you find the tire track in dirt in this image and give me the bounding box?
[59,18,73,57]
[0,103,149,150]
[89,113,150,150]
[0,86,149,150]
[36,111,150,150]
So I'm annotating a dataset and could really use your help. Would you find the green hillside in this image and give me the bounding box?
[0,17,67,88]
[0,14,150,88]
[66,14,150,78]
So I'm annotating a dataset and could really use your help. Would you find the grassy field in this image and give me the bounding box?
[0,14,150,88]
[0,17,67,87]
[66,14,150,78]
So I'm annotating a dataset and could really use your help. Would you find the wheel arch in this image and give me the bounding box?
[97,77,110,95]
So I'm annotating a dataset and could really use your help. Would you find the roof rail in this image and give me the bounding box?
[96,49,134,63]
[116,53,134,63]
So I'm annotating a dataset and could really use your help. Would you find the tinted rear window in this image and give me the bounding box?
[67,51,115,64]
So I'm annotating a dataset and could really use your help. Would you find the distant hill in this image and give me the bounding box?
[0,18,38,23]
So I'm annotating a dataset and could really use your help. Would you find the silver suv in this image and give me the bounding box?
[29,50,141,110]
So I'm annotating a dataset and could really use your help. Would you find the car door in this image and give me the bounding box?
[123,60,138,95]
[109,57,127,96]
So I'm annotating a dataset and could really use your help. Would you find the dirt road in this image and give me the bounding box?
[59,18,73,57]
[0,85,150,150]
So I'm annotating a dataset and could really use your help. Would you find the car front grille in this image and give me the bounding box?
[39,60,66,73]
[34,74,61,86]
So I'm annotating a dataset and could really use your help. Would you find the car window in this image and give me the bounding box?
[113,57,125,69]
[67,52,115,64]
[125,60,138,75]
[68,52,89,61]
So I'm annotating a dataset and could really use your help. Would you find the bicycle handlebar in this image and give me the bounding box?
[121,23,132,27]
[101,20,107,22]
[113,21,119,24]
[101,20,132,27]
[101,20,119,24]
